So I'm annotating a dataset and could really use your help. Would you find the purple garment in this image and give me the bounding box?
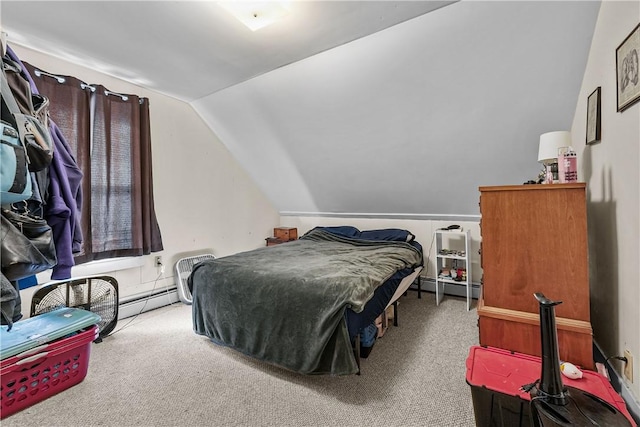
[44,124,84,279]
[7,46,84,279]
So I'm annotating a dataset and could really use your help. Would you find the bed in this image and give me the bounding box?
[189,226,423,375]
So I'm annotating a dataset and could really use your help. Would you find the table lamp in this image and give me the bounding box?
[538,131,572,183]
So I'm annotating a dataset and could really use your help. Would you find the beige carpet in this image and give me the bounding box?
[3,292,479,426]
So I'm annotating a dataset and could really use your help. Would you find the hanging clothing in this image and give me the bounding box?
[0,273,22,330]
[45,123,84,279]
[6,46,83,280]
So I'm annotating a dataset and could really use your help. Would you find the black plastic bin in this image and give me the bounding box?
[466,345,636,427]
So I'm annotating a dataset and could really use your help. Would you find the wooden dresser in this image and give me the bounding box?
[477,183,593,369]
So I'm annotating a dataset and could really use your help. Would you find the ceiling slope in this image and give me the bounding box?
[1,1,454,101]
[2,1,600,217]
[193,1,601,217]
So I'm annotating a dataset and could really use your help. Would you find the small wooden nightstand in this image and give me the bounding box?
[274,227,297,241]
[266,227,298,246]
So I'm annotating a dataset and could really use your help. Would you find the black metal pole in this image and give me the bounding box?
[534,292,568,406]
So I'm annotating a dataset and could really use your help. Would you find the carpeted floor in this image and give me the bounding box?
[2,292,479,426]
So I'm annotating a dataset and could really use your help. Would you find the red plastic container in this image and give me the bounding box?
[466,345,636,427]
[0,325,98,419]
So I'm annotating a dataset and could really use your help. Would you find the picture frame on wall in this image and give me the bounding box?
[616,23,640,112]
[586,87,601,144]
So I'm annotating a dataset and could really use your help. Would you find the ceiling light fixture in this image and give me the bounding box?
[218,1,291,32]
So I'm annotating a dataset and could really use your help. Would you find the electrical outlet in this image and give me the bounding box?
[155,256,163,267]
[624,350,633,383]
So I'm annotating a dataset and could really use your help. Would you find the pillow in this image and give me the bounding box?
[358,228,415,242]
[311,226,360,238]
[311,226,415,243]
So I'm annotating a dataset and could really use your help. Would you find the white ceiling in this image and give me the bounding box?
[1,1,601,217]
[2,1,455,102]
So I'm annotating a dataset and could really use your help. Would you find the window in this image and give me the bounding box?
[25,62,163,268]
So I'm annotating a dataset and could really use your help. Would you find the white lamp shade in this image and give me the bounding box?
[538,131,572,163]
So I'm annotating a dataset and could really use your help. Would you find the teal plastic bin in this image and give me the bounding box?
[0,307,101,360]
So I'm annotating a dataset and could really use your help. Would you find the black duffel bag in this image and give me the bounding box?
[1,208,57,281]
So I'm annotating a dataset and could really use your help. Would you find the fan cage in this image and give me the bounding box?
[175,254,215,304]
[30,276,119,338]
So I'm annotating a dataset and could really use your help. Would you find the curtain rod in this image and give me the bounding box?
[104,89,128,101]
[34,67,144,103]
[34,68,65,83]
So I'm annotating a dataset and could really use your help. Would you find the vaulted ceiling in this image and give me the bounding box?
[2,1,601,218]
[2,1,454,101]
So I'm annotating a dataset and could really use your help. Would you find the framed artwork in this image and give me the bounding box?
[616,23,640,112]
[586,87,601,144]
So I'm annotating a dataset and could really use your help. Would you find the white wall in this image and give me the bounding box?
[11,44,280,311]
[571,1,640,402]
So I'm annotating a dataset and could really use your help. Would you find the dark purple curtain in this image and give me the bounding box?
[24,62,163,264]
[24,65,91,257]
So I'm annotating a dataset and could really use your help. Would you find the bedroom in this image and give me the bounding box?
[1,0,638,425]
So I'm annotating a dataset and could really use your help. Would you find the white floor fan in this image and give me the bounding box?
[174,254,215,304]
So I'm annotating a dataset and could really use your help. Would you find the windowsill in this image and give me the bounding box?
[35,256,145,283]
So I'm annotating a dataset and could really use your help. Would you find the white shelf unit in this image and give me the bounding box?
[434,229,472,310]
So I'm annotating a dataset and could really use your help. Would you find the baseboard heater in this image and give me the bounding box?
[118,287,180,320]
[410,276,481,300]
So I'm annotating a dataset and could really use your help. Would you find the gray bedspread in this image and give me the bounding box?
[190,228,423,375]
